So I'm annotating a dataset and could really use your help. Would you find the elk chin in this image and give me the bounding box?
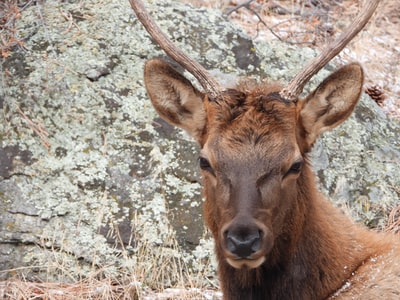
[226,256,266,269]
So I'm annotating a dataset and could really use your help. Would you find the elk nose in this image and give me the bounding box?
[226,230,261,259]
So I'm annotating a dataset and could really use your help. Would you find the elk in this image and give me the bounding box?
[129,0,400,299]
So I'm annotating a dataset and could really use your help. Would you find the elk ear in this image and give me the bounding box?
[299,63,363,149]
[144,59,206,142]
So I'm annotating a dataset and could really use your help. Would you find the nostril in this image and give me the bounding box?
[249,231,262,253]
[251,235,261,253]
[226,235,236,254]
[226,230,262,259]
[252,230,263,251]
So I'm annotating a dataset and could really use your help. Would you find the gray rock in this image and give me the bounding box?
[0,0,399,289]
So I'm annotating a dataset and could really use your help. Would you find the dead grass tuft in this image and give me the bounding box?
[0,279,221,299]
[0,276,139,300]
[386,204,400,235]
[0,215,220,299]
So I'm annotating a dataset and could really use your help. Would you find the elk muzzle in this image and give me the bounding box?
[222,217,271,269]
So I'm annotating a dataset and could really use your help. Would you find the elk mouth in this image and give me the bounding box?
[226,255,266,269]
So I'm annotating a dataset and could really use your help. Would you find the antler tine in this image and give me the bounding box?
[129,0,223,100]
[280,0,381,101]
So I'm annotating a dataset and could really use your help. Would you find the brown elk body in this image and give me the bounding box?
[129,0,400,298]
[144,59,400,299]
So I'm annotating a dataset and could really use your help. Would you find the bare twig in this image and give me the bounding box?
[59,8,81,34]
[17,106,50,149]
[224,0,255,16]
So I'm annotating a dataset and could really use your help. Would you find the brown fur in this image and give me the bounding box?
[143,59,400,299]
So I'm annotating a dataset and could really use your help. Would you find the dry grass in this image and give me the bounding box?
[0,220,220,299]
[386,205,400,235]
[0,277,138,300]
[0,277,220,300]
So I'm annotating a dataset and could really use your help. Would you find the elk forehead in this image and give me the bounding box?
[200,88,301,183]
[202,88,301,173]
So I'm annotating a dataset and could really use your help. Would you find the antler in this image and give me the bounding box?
[280,0,381,101]
[129,0,223,100]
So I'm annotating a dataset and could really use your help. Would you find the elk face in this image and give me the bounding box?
[198,91,302,269]
[144,59,363,269]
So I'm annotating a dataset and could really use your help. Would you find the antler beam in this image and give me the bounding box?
[129,0,223,100]
[280,0,381,101]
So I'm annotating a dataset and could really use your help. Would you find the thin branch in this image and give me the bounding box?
[224,0,255,16]
[17,106,50,150]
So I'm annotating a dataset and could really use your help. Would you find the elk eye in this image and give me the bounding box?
[285,160,304,177]
[199,157,213,172]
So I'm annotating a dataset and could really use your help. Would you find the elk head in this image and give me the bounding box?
[144,59,363,269]
[129,0,378,269]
